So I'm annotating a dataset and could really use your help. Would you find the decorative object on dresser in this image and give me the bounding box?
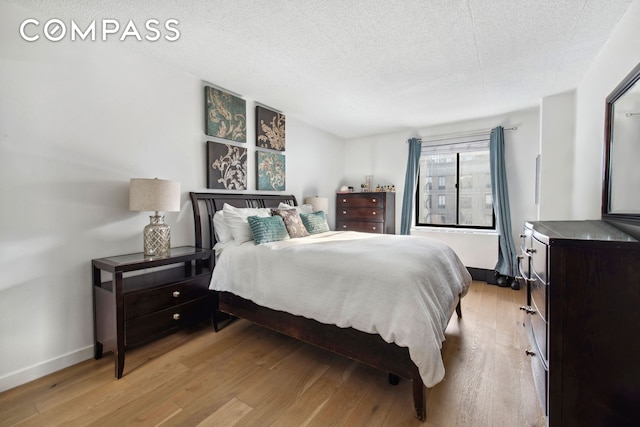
[207,141,247,190]
[336,191,395,234]
[92,246,215,379]
[129,178,181,257]
[204,85,246,142]
[519,221,640,425]
[255,105,285,151]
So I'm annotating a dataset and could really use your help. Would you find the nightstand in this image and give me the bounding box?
[92,246,214,378]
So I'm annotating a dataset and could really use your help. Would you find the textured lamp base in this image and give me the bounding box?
[143,215,171,257]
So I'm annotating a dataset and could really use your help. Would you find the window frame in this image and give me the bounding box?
[414,141,496,230]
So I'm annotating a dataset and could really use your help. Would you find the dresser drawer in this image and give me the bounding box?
[530,275,547,322]
[531,236,547,283]
[337,195,384,208]
[530,309,547,362]
[530,341,548,417]
[338,207,384,221]
[337,220,384,233]
[124,274,210,320]
[126,296,212,347]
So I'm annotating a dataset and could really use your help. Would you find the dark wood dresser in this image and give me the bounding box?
[336,192,395,234]
[519,220,640,426]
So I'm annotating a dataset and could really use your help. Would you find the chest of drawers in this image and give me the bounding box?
[336,192,395,234]
[519,220,640,426]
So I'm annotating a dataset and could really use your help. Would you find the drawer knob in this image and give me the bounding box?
[519,305,537,315]
[372,211,376,215]
[372,226,376,230]
[172,291,180,298]
[372,198,376,203]
[526,248,536,254]
[173,313,180,320]
[342,225,347,229]
[342,199,346,203]
[525,350,536,357]
[343,211,347,214]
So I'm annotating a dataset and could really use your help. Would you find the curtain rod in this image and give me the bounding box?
[415,126,517,143]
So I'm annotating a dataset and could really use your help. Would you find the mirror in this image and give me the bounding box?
[603,62,640,222]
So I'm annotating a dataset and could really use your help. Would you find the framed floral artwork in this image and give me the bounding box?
[256,150,285,191]
[207,141,247,190]
[205,86,246,142]
[256,105,285,151]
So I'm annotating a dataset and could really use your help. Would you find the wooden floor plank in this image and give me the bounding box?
[0,281,546,426]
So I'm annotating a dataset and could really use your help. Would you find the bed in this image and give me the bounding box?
[190,192,471,421]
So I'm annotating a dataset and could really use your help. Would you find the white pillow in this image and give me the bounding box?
[213,211,234,244]
[277,202,313,214]
[222,203,271,244]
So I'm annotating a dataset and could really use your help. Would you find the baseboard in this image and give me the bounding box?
[466,267,497,285]
[0,345,94,393]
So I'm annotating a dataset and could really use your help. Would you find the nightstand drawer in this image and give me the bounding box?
[126,296,212,347]
[124,274,210,320]
[338,195,383,208]
[338,207,384,220]
[337,220,384,233]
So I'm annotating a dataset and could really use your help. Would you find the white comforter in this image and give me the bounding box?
[210,231,471,387]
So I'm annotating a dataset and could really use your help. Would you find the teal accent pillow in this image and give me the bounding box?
[300,211,330,234]
[247,215,290,244]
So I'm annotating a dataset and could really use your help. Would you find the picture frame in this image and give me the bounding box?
[207,141,247,190]
[205,86,246,143]
[256,150,285,191]
[256,105,285,151]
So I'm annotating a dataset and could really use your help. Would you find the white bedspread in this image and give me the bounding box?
[210,231,471,387]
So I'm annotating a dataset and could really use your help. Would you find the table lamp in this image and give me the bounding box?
[304,196,328,213]
[129,178,181,257]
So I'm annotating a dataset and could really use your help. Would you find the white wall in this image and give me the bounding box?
[344,108,540,269]
[0,1,344,391]
[573,0,640,219]
[538,91,576,220]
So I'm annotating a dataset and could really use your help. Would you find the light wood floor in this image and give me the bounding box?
[0,281,546,426]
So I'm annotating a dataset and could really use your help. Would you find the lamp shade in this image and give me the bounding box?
[129,178,181,212]
[304,196,329,213]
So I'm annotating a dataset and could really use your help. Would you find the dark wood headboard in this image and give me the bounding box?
[190,192,298,249]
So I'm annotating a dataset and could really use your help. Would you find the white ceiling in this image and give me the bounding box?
[10,0,634,139]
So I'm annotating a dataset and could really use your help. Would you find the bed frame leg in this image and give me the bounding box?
[455,298,462,318]
[412,377,427,422]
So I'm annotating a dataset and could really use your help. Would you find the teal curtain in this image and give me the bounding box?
[400,138,421,235]
[490,126,517,277]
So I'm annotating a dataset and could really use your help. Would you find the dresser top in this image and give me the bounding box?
[525,220,639,243]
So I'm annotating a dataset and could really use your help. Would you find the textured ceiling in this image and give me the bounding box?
[8,0,634,138]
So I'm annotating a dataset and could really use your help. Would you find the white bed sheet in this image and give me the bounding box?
[210,230,471,387]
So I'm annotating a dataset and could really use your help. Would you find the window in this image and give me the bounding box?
[415,134,495,229]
